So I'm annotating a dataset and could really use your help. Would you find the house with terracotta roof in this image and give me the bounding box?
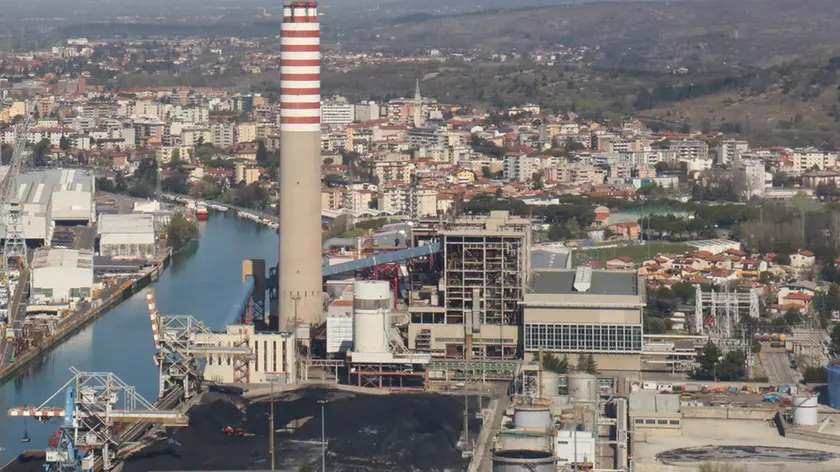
[607,221,641,239]
[790,249,816,279]
[606,256,634,270]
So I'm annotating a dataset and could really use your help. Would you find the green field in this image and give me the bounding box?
[572,243,690,266]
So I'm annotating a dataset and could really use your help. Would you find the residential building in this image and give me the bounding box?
[321,96,355,125]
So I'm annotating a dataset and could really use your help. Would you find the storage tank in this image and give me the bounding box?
[352,281,390,354]
[497,432,552,452]
[567,372,599,402]
[540,371,561,397]
[513,404,552,430]
[492,450,554,472]
[792,394,819,426]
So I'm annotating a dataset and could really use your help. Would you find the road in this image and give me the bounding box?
[761,346,797,385]
[0,265,29,368]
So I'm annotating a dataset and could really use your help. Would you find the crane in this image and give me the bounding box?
[0,113,31,349]
[7,367,188,472]
[147,289,251,399]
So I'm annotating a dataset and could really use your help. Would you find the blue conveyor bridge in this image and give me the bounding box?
[233,243,441,325]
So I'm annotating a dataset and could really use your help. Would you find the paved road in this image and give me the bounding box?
[762,347,796,385]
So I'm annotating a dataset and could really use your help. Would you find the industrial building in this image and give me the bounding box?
[522,267,645,374]
[200,324,297,385]
[407,210,531,359]
[0,167,95,244]
[30,247,94,304]
[97,213,156,259]
[628,391,682,435]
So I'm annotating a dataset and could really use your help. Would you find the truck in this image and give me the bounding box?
[5,327,14,343]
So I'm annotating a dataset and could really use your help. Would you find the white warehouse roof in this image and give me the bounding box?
[31,247,93,270]
[98,213,155,235]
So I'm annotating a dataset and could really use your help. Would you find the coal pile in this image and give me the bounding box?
[123,388,480,472]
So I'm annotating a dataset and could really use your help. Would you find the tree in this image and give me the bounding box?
[299,463,314,472]
[784,308,803,326]
[695,341,722,380]
[32,138,51,167]
[170,149,181,166]
[716,350,746,381]
[531,171,544,190]
[166,212,199,251]
[751,339,762,354]
[256,140,268,166]
[59,135,70,151]
[577,353,587,372]
[644,316,667,334]
[542,352,569,374]
[672,283,695,304]
[584,353,598,374]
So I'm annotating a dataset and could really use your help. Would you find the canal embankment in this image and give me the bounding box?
[0,249,171,387]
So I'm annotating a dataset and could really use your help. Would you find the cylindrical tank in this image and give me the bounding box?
[513,405,552,430]
[352,281,390,353]
[792,394,819,426]
[567,372,599,402]
[492,450,554,472]
[540,371,561,397]
[497,432,552,452]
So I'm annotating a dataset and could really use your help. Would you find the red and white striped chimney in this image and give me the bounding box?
[278,1,324,332]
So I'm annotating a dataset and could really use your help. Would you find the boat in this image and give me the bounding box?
[195,201,209,221]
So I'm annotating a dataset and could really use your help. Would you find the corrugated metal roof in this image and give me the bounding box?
[98,213,155,234]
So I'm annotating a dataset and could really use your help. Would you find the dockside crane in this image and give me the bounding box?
[7,367,188,472]
[147,289,251,399]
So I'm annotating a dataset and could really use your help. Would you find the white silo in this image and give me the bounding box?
[567,372,599,402]
[792,394,819,426]
[352,280,390,354]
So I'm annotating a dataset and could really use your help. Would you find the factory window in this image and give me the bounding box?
[645,419,656,425]
[634,419,644,424]
[657,420,668,425]
[254,342,259,372]
[264,341,268,374]
[523,323,643,353]
[669,420,680,426]
[273,341,277,372]
[33,287,53,297]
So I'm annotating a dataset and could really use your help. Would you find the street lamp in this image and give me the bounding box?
[318,399,328,472]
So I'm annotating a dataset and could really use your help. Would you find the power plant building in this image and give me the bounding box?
[277,1,324,332]
[522,267,645,374]
[408,211,531,359]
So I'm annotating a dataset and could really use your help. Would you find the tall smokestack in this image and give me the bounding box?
[279,1,322,332]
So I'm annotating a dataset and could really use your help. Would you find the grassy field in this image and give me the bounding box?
[572,243,690,266]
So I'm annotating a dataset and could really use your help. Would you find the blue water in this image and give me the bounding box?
[0,212,278,461]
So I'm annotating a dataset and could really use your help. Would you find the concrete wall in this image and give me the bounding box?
[681,405,777,420]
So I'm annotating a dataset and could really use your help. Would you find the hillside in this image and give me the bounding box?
[357,0,840,69]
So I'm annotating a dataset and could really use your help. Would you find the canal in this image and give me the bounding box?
[0,212,278,460]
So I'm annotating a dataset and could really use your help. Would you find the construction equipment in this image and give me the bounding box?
[222,426,246,437]
[7,367,188,472]
[147,289,250,399]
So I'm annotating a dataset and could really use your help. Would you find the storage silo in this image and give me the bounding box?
[567,372,599,402]
[352,280,390,354]
[491,450,554,472]
[540,371,561,397]
[792,394,819,426]
[513,404,552,430]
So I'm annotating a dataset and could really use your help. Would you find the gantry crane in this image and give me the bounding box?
[147,289,251,399]
[7,367,188,472]
[0,113,32,348]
